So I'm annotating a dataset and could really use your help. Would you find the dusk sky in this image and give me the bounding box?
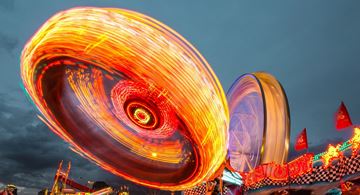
[0,0,359,194]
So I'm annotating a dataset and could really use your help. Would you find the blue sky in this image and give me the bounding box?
[0,0,359,193]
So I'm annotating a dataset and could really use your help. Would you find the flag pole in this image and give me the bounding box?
[287,163,291,192]
[306,146,309,154]
[305,128,309,154]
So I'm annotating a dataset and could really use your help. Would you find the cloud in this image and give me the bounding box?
[0,92,175,194]
[0,93,112,188]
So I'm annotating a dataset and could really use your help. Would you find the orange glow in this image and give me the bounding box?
[20,7,229,190]
[253,72,290,165]
[350,126,360,155]
[244,153,313,186]
[287,153,313,179]
[321,144,342,168]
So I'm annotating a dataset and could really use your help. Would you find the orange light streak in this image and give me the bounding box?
[321,144,342,168]
[350,126,360,156]
[20,7,229,190]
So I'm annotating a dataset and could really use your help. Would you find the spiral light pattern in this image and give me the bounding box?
[21,7,229,190]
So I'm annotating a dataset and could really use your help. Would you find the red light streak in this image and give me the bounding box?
[20,7,229,190]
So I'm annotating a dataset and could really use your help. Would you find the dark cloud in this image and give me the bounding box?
[0,93,93,188]
[0,92,174,194]
[0,100,175,193]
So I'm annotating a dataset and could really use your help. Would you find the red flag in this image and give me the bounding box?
[335,101,352,130]
[295,128,308,151]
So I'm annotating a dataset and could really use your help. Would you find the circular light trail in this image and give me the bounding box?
[227,74,265,172]
[21,7,229,190]
[227,72,290,172]
[133,107,151,125]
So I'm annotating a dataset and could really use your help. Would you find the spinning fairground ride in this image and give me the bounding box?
[20,7,359,195]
